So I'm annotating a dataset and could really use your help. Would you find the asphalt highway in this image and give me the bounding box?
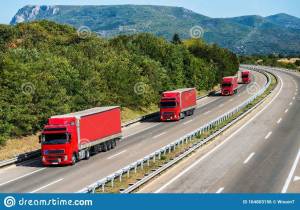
[139,67,300,193]
[0,70,267,193]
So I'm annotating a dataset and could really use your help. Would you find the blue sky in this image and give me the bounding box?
[1,0,300,24]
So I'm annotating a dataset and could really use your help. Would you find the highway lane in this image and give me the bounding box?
[139,67,299,193]
[0,70,267,193]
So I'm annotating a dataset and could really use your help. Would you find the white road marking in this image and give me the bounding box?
[218,103,224,108]
[293,96,295,100]
[243,152,255,164]
[294,176,300,182]
[0,168,46,187]
[153,132,167,139]
[123,123,160,139]
[277,118,282,124]
[216,187,224,193]
[154,73,283,193]
[183,119,194,125]
[289,102,293,106]
[107,150,127,160]
[203,110,211,115]
[285,109,289,113]
[265,131,272,139]
[282,149,300,193]
[30,178,63,193]
[229,99,234,102]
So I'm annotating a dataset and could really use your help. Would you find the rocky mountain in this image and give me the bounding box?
[10,5,300,55]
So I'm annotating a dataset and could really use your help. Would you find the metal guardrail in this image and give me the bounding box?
[78,67,272,193]
[0,150,41,168]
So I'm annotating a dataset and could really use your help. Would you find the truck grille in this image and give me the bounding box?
[44,150,65,155]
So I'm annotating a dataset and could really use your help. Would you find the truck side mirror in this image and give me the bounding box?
[38,135,42,144]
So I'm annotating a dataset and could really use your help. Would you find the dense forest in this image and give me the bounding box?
[0,20,239,145]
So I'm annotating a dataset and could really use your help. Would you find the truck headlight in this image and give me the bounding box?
[64,155,68,161]
[42,156,46,162]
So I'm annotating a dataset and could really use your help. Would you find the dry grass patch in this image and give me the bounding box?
[277,58,300,64]
[121,104,158,122]
[0,134,40,160]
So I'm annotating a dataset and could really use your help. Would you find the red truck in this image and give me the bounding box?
[241,70,251,84]
[160,88,197,121]
[40,107,122,166]
[221,76,238,96]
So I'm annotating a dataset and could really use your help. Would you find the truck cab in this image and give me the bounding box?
[221,76,238,96]
[241,70,251,84]
[160,94,181,121]
[40,117,78,166]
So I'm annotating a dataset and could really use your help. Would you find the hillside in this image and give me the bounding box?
[0,21,239,144]
[10,5,300,55]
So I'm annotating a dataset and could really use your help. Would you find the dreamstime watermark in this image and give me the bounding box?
[189,25,204,39]
[3,196,15,208]
[77,26,92,39]
[134,82,146,95]
[3,196,93,208]
[246,82,260,95]
[21,82,35,96]
[80,138,91,147]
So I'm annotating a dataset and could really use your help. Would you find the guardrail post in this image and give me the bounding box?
[102,184,105,192]
[127,169,130,177]
[111,178,114,188]
[119,173,122,182]
[147,159,150,166]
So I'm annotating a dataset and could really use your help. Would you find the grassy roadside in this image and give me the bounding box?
[95,73,277,193]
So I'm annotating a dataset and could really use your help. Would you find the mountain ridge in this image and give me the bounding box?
[10,5,300,55]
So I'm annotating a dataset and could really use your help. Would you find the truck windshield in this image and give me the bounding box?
[242,75,248,78]
[42,133,68,145]
[160,101,177,108]
[222,83,232,87]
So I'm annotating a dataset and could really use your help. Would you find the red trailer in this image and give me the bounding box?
[40,107,122,166]
[221,76,238,96]
[160,88,197,121]
[241,70,251,84]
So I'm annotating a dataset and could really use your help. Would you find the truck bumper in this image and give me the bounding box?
[42,155,71,166]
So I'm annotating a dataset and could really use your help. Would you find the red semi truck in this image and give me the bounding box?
[241,70,251,84]
[221,76,238,96]
[40,107,122,166]
[160,88,197,121]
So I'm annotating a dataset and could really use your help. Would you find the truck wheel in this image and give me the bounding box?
[71,154,77,165]
[102,143,108,152]
[107,141,112,150]
[113,139,117,148]
[85,150,90,160]
[180,113,185,119]
[191,109,195,116]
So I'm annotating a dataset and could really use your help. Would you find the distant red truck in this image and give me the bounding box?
[160,88,197,121]
[241,70,251,84]
[221,76,238,96]
[40,107,122,166]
